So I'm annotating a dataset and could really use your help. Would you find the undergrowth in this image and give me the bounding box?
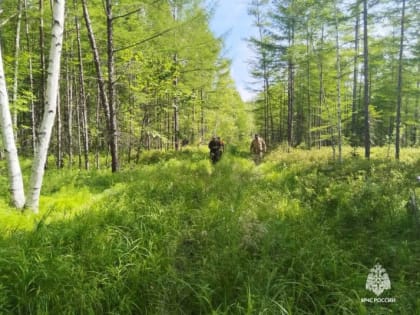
[0,146,419,314]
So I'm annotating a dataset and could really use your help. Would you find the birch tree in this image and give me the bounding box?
[26,0,66,212]
[0,43,25,209]
[38,0,46,132]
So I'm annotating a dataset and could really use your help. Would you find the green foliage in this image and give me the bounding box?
[0,0,252,162]
[249,0,419,149]
[0,147,419,313]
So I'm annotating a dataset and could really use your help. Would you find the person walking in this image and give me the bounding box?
[250,134,266,165]
[208,136,222,163]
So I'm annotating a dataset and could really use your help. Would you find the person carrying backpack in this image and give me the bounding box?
[208,136,222,163]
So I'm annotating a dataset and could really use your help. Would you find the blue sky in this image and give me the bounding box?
[206,0,258,101]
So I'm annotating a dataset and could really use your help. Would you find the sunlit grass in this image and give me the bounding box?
[0,146,419,313]
[267,145,420,166]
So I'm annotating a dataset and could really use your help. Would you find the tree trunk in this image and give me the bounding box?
[127,73,134,163]
[334,2,343,162]
[167,93,171,150]
[23,0,37,155]
[318,25,332,153]
[38,0,46,133]
[306,26,312,148]
[0,44,25,209]
[82,0,116,170]
[351,3,360,147]
[26,0,66,212]
[65,52,73,168]
[56,94,63,168]
[106,0,119,171]
[395,0,406,160]
[415,73,419,145]
[363,0,370,158]
[95,86,100,169]
[172,2,180,151]
[12,0,23,131]
[173,54,180,150]
[81,0,109,124]
[76,92,82,169]
[75,16,89,169]
[287,25,295,148]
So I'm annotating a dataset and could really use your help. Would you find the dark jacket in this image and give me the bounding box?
[208,139,221,152]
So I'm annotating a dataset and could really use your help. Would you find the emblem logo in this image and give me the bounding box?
[365,263,391,296]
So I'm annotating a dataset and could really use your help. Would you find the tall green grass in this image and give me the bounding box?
[0,147,419,314]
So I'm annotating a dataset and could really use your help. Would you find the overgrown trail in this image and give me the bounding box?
[0,147,419,314]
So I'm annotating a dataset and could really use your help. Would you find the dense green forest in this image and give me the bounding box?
[1,0,251,158]
[0,0,419,313]
[248,0,419,158]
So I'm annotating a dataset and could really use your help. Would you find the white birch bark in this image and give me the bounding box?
[26,0,65,212]
[0,45,26,209]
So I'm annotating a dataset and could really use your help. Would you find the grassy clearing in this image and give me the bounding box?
[0,147,419,314]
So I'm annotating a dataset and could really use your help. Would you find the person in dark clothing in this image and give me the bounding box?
[208,136,222,163]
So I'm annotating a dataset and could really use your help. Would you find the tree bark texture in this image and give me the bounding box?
[395,0,406,160]
[26,0,66,212]
[0,45,26,209]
